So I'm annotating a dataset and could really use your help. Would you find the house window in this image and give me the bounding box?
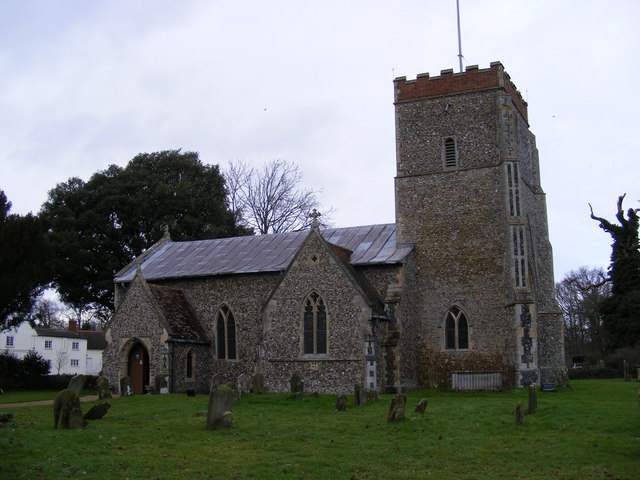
[443,137,458,168]
[6,336,14,347]
[216,305,236,360]
[45,340,52,349]
[72,341,80,350]
[303,291,327,355]
[70,359,79,367]
[186,350,195,379]
[444,306,469,350]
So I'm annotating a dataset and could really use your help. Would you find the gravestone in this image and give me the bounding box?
[68,407,87,429]
[155,375,169,394]
[528,383,537,414]
[623,360,630,382]
[290,372,304,394]
[251,372,265,394]
[237,373,251,394]
[84,402,111,420]
[366,390,379,403]
[68,375,87,395]
[96,376,112,399]
[206,384,235,430]
[335,395,347,412]
[53,389,83,429]
[354,383,367,407]
[387,393,407,423]
[120,376,133,396]
[210,374,223,392]
[414,399,428,414]
[516,401,525,425]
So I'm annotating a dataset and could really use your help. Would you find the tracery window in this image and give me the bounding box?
[216,305,236,360]
[444,306,469,350]
[303,291,327,355]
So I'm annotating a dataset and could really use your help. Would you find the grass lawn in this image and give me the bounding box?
[0,379,638,479]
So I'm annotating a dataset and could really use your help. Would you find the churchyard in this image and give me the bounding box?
[0,379,638,479]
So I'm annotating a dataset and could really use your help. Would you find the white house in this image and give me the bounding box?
[1,321,106,376]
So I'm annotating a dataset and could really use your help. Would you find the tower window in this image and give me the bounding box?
[444,306,469,350]
[216,305,237,360]
[443,137,458,168]
[303,291,327,355]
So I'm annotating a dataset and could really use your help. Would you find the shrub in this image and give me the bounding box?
[0,350,20,377]
[568,366,621,380]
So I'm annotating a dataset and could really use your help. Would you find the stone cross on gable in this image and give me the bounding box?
[309,209,321,229]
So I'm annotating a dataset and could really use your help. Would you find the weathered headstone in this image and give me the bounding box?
[387,393,407,423]
[120,376,133,396]
[516,401,525,425]
[335,395,347,412]
[68,407,87,429]
[624,360,630,382]
[528,383,537,414]
[96,376,112,399]
[155,375,169,394]
[84,402,111,420]
[237,373,251,394]
[251,372,265,394]
[290,372,304,394]
[366,390,379,403]
[53,389,83,429]
[68,374,87,395]
[206,384,235,430]
[355,383,367,407]
[414,399,428,414]
[185,379,196,397]
[426,367,438,389]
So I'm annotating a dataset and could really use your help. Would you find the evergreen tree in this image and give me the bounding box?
[590,194,640,350]
[41,150,248,319]
[0,190,50,330]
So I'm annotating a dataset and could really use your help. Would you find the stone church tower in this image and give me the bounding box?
[393,62,564,386]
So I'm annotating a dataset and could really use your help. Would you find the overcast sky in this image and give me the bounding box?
[1,0,638,282]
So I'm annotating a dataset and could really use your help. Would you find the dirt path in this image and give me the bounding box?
[0,395,119,409]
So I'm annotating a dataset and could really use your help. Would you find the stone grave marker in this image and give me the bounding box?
[120,376,133,396]
[387,393,407,422]
[96,376,111,399]
[414,399,428,414]
[528,383,537,414]
[68,375,87,395]
[84,402,111,420]
[53,389,83,429]
[206,384,235,430]
[237,373,251,394]
[516,401,525,425]
[335,395,347,412]
[354,383,367,407]
[251,372,265,394]
[290,372,304,396]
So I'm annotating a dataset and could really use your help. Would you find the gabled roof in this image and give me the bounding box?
[115,223,413,283]
[34,328,107,350]
[148,284,209,342]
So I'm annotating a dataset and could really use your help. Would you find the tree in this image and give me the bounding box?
[0,190,50,330]
[27,297,65,329]
[54,340,70,375]
[41,150,247,318]
[556,267,610,362]
[225,159,331,234]
[590,194,640,350]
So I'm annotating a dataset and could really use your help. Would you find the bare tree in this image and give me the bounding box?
[225,159,332,234]
[556,267,611,363]
[54,339,69,374]
[27,297,65,329]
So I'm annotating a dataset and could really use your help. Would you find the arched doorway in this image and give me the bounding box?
[127,342,150,394]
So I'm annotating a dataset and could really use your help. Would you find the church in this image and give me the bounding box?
[102,62,565,395]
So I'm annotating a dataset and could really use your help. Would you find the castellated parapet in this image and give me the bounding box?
[394,62,528,123]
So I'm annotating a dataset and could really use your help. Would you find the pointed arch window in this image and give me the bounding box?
[216,305,237,360]
[444,306,469,350]
[303,291,327,355]
[186,349,196,379]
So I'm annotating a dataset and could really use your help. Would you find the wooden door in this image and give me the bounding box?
[128,343,149,394]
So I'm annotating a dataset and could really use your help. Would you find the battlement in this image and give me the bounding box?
[394,61,528,122]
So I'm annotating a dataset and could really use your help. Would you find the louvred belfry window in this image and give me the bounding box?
[444,137,457,168]
[303,291,327,355]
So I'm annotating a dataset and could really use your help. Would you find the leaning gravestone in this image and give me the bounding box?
[290,372,304,395]
[414,399,429,414]
[84,402,111,420]
[251,372,265,394]
[387,393,407,423]
[96,376,112,399]
[120,376,133,396]
[355,383,367,407]
[68,375,87,395]
[206,384,235,430]
[335,395,347,412]
[53,389,83,429]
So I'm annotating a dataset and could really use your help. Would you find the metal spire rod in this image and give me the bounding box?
[456,0,463,72]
